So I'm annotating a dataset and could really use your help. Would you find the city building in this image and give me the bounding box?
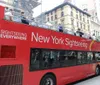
[89,10,100,40]
[90,0,100,22]
[90,20,100,41]
[66,0,100,40]
[35,12,46,26]
[45,2,91,35]
[0,0,40,19]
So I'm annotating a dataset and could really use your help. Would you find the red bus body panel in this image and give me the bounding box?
[0,6,4,20]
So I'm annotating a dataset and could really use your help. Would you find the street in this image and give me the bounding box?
[70,76,100,85]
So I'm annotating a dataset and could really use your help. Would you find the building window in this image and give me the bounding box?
[87,20,89,24]
[83,18,85,22]
[76,10,78,13]
[80,15,82,20]
[61,7,63,10]
[55,15,57,19]
[51,16,53,21]
[61,18,65,26]
[51,12,53,15]
[71,11,73,16]
[61,11,64,17]
[77,22,79,27]
[47,18,49,21]
[71,6,73,9]
[76,14,78,19]
[88,25,90,30]
[80,23,82,28]
[71,19,74,25]
[55,10,57,13]
[95,12,97,16]
[84,24,85,29]
[55,21,57,24]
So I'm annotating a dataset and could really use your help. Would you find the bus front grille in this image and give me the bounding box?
[0,64,23,85]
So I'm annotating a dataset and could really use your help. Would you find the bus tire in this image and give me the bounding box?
[40,74,56,85]
[95,66,100,76]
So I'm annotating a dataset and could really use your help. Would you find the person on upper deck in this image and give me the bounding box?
[5,7,13,21]
[58,24,63,32]
[92,33,96,40]
[21,12,29,25]
[75,28,84,37]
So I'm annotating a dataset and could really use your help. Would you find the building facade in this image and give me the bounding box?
[89,10,100,40]
[45,2,91,34]
[35,13,46,26]
[0,0,40,19]
[90,20,100,40]
[91,0,100,22]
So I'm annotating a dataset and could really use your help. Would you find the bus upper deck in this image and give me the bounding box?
[0,5,100,85]
[0,5,100,53]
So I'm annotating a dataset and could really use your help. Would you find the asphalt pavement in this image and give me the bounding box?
[71,76,100,85]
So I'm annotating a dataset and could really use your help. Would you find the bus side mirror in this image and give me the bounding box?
[0,5,4,20]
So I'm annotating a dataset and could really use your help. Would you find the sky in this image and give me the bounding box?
[75,0,94,10]
[33,0,64,17]
[33,0,94,17]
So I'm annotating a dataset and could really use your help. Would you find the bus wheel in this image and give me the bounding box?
[40,74,56,85]
[95,67,100,75]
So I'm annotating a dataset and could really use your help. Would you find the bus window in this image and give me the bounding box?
[42,50,50,68]
[87,52,93,63]
[95,52,100,62]
[42,50,59,69]
[77,52,82,64]
[50,51,60,67]
[30,49,41,71]
[77,52,87,64]
[59,51,77,67]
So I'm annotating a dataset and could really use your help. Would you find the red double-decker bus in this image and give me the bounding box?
[0,6,100,85]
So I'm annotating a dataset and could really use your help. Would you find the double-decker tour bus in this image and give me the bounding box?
[0,6,100,85]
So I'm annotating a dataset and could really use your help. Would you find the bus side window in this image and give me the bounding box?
[81,52,87,64]
[87,52,93,63]
[59,51,77,67]
[77,52,87,64]
[42,50,50,68]
[30,49,41,71]
[95,52,100,62]
[77,52,82,64]
[42,50,60,68]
